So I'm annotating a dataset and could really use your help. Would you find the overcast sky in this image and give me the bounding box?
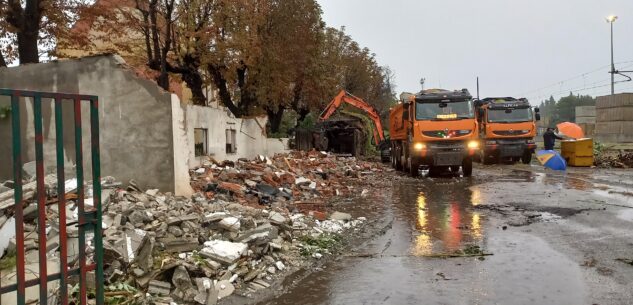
[317,0,633,103]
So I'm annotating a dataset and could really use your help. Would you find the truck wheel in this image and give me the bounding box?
[391,143,397,168]
[402,145,410,172]
[462,157,473,177]
[409,157,420,177]
[521,151,532,164]
[428,166,441,177]
[395,144,403,171]
[482,151,496,165]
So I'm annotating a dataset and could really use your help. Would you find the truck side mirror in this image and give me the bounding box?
[535,113,541,121]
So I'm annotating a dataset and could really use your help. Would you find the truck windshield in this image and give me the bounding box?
[488,108,532,123]
[415,100,474,120]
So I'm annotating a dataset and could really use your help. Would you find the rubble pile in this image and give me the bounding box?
[594,152,633,168]
[100,151,377,304]
[0,151,381,305]
[189,150,382,216]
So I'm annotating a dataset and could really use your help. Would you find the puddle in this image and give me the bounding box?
[265,174,590,305]
[392,180,484,255]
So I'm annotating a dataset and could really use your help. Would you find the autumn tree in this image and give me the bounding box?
[57,0,394,123]
[254,0,324,132]
[200,0,270,117]
[0,0,91,65]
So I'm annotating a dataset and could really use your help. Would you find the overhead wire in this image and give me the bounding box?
[525,61,633,102]
[518,60,633,95]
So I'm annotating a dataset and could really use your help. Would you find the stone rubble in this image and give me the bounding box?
[0,151,382,304]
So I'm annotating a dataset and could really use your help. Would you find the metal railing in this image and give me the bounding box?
[0,89,104,305]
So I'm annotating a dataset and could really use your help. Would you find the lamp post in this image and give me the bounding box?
[607,15,618,95]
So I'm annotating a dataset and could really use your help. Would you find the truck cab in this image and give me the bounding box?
[475,97,540,164]
[389,89,479,177]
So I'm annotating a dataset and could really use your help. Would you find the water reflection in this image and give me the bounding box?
[401,181,484,256]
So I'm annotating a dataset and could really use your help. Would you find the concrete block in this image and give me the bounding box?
[575,106,595,117]
[575,116,595,124]
[596,121,633,135]
[596,93,633,109]
[596,106,633,122]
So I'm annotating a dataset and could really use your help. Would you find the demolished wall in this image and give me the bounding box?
[180,105,267,168]
[0,55,291,195]
[0,55,176,191]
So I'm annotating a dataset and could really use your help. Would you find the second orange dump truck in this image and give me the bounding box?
[474,97,540,164]
[389,89,479,177]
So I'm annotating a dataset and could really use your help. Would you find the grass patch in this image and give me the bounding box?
[421,244,493,259]
[457,244,486,256]
[299,233,342,257]
[70,282,140,305]
[0,250,17,270]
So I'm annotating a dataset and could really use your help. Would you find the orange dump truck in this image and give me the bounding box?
[389,89,479,177]
[474,97,540,164]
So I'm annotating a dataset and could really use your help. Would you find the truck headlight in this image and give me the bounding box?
[467,141,479,149]
[413,143,426,150]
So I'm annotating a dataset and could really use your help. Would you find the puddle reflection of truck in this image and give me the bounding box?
[389,89,480,177]
[474,97,540,164]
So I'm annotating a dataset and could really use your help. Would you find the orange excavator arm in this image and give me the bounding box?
[319,90,385,145]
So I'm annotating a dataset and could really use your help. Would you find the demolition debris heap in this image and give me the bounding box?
[0,151,382,304]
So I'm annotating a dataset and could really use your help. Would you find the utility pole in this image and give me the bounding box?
[607,15,618,95]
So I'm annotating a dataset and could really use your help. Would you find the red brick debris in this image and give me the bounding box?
[190,151,386,214]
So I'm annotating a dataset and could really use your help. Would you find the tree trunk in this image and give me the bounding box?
[0,50,7,67]
[267,106,285,134]
[134,0,153,63]
[17,32,39,64]
[182,69,206,106]
[208,64,243,117]
[149,0,160,68]
[297,107,310,124]
[7,0,42,64]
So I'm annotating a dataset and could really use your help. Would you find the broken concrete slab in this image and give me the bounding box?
[160,236,200,253]
[200,240,248,265]
[135,237,154,271]
[218,217,241,232]
[215,280,235,300]
[148,280,171,296]
[236,223,279,245]
[330,211,352,222]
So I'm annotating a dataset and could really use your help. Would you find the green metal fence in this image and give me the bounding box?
[0,89,104,305]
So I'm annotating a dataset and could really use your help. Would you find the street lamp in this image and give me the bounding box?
[606,15,618,95]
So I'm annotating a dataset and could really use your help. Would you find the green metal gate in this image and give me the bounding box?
[0,89,104,305]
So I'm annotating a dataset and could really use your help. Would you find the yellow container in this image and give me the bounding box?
[561,138,594,167]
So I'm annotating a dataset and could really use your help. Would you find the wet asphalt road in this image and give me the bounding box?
[264,164,633,305]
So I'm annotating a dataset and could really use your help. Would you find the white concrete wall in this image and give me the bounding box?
[266,138,291,156]
[171,95,194,196]
[0,55,176,192]
[179,105,273,169]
